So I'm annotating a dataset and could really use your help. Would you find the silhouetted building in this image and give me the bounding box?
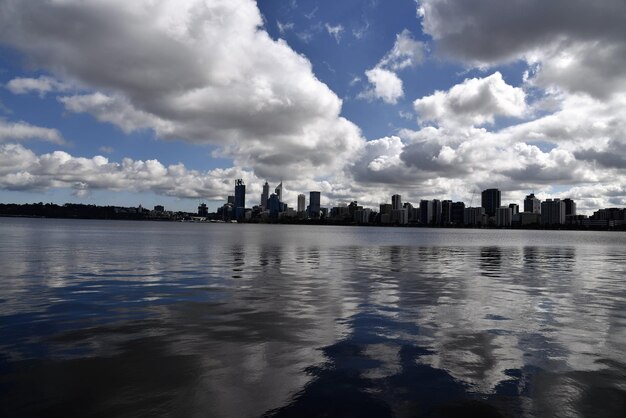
[227,195,235,205]
[420,200,433,225]
[198,203,208,217]
[391,209,408,225]
[379,203,392,215]
[308,191,321,218]
[541,199,566,225]
[496,206,512,227]
[297,194,305,213]
[524,193,541,214]
[154,205,164,213]
[441,200,452,225]
[509,203,519,215]
[481,188,501,218]
[432,199,442,225]
[268,193,282,218]
[451,201,465,225]
[563,198,576,217]
[464,207,486,226]
[234,179,246,220]
[261,181,269,210]
[392,194,402,210]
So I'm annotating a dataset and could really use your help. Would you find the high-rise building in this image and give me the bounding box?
[379,203,392,215]
[275,182,283,202]
[481,188,501,218]
[392,194,402,210]
[198,202,208,217]
[441,200,452,225]
[268,193,281,218]
[308,191,321,218]
[234,179,246,220]
[524,193,541,214]
[420,200,433,225]
[297,194,306,213]
[432,199,442,225]
[451,202,465,225]
[496,206,513,227]
[509,203,519,215]
[541,199,566,225]
[563,198,576,217]
[261,181,269,210]
[464,207,486,226]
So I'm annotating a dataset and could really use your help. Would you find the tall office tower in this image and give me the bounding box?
[509,203,519,215]
[297,194,306,213]
[481,188,501,218]
[391,194,402,210]
[451,201,465,225]
[234,179,246,220]
[563,198,576,217]
[261,181,269,210]
[441,200,452,225]
[268,193,281,218]
[308,191,321,218]
[432,199,443,225]
[227,195,235,205]
[275,182,283,202]
[541,199,566,225]
[524,193,541,213]
[420,200,433,225]
[379,203,392,214]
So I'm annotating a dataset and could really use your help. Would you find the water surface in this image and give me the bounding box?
[1,218,625,417]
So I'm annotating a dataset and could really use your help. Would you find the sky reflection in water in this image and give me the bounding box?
[1,219,625,417]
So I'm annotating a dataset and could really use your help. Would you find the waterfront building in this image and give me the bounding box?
[481,188,501,218]
[524,193,541,214]
[261,181,269,210]
[541,199,566,225]
[496,206,513,227]
[451,201,465,225]
[268,193,282,218]
[509,203,519,215]
[308,191,321,219]
[392,194,402,210]
[432,199,442,225]
[391,208,408,225]
[355,208,372,224]
[227,195,235,205]
[442,200,452,225]
[563,198,576,217]
[420,200,433,225]
[198,202,208,217]
[297,194,306,213]
[464,207,486,226]
[379,203,392,215]
[234,179,246,220]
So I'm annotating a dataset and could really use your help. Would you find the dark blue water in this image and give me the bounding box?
[0,218,625,417]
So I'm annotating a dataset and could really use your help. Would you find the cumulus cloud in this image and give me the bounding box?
[417,0,626,98]
[0,0,364,179]
[0,120,65,144]
[413,72,527,127]
[6,76,73,97]
[359,68,404,104]
[360,29,426,104]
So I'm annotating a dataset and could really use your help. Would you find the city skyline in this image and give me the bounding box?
[0,1,625,214]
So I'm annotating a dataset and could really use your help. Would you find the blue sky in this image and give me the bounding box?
[0,0,625,213]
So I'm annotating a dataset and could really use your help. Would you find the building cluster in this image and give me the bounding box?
[197,182,626,228]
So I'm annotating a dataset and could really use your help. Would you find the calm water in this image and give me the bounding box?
[0,218,625,417]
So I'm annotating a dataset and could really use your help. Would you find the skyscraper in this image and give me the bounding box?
[391,194,402,210]
[234,179,245,220]
[275,181,283,202]
[481,188,501,218]
[420,200,433,225]
[308,191,321,218]
[297,194,306,213]
[563,198,576,217]
[261,181,269,210]
[524,193,541,213]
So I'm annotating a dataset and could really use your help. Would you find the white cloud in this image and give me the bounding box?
[414,72,527,127]
[360,29,426,104]
[0,0,364,180]
[6,76,73,97]
[325,23,344,43]
[0,120,65,144]
[360,68,404,104]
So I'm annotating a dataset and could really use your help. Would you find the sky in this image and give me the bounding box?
[0,0,625,214]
